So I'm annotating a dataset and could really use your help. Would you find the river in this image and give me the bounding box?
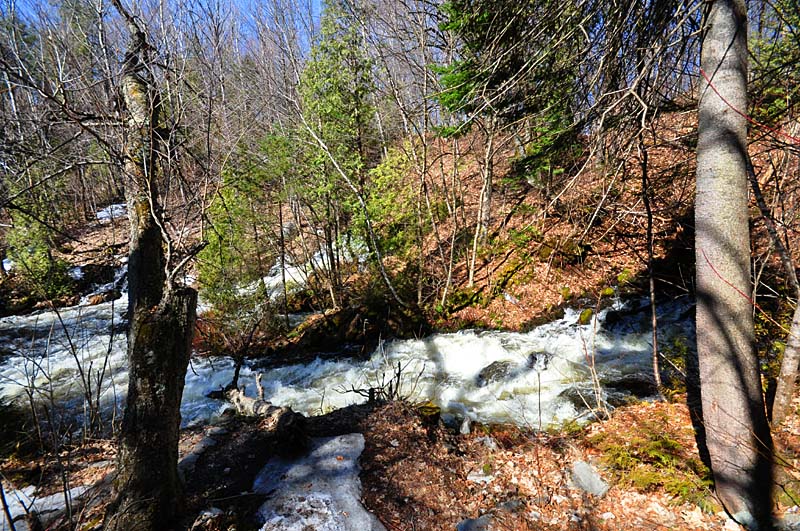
[0,267,695,432]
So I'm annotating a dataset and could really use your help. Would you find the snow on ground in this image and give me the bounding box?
[253,433,386,531]
[95,203,127,222]
[0,485,88,531]
[68,266,84,280]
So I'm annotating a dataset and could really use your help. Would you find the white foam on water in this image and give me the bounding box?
[182,356,239,424]
[234,300,693,428]
[0,294,130,426]
[0,294,245,428]
[0,289,693,431]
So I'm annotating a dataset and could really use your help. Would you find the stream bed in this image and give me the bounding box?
[0,282,695,431]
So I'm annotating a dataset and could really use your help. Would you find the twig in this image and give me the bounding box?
[0,481,16,531]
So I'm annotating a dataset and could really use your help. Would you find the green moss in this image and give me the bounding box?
[578,308,593,326]
[416,401,441,422]
[601,286,615,297]
[659,336,691,397]
[79,516,104,531]
[558,418,585,435]
[617,268,634,285]
[445,287,482,313]
[538,241,554,261]
[589,417,714,508]
[508,226,542,247]
[776,482,800,507]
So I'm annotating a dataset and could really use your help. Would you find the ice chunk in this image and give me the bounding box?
[254,433,385,531]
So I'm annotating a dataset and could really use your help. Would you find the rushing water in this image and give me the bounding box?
[0,268,695,431]
[246,299,694,428]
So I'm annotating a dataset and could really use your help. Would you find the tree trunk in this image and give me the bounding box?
[105,4,197,529]
[695,1,774,527]
[107,288,197,530]
[639,131,662,394]
[771,303,800,425]
[748,159,800,426]
[468,118,495,287]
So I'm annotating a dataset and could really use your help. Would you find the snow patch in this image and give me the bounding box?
[96,203,127,222]
[253,433,385,531]
[0,485,88,531]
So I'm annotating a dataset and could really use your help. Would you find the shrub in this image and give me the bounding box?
[6,216,72,299]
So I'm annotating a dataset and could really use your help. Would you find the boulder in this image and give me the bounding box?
[571,461,609,496]
[476,361,515,387]
[456,515,493,531]
[526,351,549,371]
[604,373,657,398]
[189,508,226,531]
[86,290,121,305]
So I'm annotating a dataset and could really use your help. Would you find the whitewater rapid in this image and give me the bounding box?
[0,284,693,430]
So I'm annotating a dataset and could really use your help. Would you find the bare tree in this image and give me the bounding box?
[103,2,198,529]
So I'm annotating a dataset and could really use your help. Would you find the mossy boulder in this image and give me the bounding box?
[538,238,591,265]
[416,401,441,423]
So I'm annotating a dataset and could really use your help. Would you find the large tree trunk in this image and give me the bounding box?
[695,1,774,528]
[105,4,197,529]
[108,288,196,530]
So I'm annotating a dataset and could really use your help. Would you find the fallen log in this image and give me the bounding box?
[223,373,308,454]
[226,373,274,416]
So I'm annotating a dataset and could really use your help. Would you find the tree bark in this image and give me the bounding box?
[695,1,774,527]
[104,4,197,529]
[107,289,197,530]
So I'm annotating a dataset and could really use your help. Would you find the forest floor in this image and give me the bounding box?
[3,392,800,530]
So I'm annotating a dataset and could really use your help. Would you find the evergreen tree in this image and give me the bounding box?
[297,0,378,306]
